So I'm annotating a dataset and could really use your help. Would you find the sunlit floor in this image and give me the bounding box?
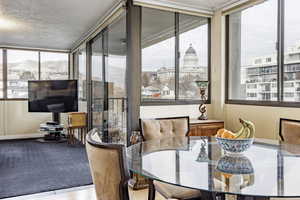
[3,185,165,200]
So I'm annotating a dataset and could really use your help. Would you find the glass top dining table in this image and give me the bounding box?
[126,136,300,199]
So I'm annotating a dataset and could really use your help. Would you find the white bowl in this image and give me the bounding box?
[215,137,254,153]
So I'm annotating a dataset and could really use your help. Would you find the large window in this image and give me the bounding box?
[179,14,209,100]
[7,50,39,98]
[78,47,87,101]
[0,48,69,99]
[0,49,3,98]
[40,52,69,80]
[227,0,278,102]
[226,0,300,106]
[284,0,300,102]
[141,8,176,101]
[141,7,210,104]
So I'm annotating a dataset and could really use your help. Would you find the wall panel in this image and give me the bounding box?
[2,101,67,137]
[140,104,212,119]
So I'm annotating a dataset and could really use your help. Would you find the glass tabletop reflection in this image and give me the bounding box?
[126,136,300,198]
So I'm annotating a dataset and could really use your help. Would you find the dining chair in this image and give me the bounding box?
[140,116,202,200]
[279,118,300,144]
[86,129,130,200]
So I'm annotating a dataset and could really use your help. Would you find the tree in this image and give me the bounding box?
[142,73,150,87]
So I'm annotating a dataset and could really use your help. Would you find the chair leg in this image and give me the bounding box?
[148,179,155,200]
[78,128,83,144]
[83,128,86,145]
[71,129,75,145]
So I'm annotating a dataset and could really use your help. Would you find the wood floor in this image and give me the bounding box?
[3,185,165,200]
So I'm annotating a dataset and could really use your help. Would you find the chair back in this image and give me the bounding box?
[140,116,190,141]
[68,112,86,128]
[86,129,130,200]
[280,118,300,144]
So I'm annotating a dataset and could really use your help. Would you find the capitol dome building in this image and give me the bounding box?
[183,44,199,69]
[157,43,207,81]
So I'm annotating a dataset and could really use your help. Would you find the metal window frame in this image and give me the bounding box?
[225,0,300,108]
[140,7,212,106]
[0,47,71,101]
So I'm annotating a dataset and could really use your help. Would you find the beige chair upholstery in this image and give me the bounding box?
[140,116,202,200]
[154,181,201,199]
[86,129,130,200]
[140,117,190,141]
[280,118,300,144]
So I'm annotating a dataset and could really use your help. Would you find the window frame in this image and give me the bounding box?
[0,47,70,100]
[225,0,300,108]
[140,9,211,106]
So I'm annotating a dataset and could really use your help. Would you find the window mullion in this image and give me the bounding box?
[278,0,285,102]
[38,51,41,80]
[3,49,7,99]
[175,12,179,101]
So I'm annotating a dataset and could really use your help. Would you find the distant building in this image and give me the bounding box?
[142,44,207,98]
[142,86,161,97]
[245,41,300,101]
[157,44,207,81]
[7,60,68,98]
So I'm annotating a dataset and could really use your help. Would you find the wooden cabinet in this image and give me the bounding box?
[189,120,224,136]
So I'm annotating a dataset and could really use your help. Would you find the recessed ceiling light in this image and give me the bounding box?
[0,17,18,30]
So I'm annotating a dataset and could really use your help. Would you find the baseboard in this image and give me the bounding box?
[0,133,44,140]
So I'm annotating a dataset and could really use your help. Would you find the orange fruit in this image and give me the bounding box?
[221,130,235,139]
[216,128,225,137]
[221,172,233,179]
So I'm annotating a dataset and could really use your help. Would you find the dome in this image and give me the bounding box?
[183,43,199,68]
[185,44,197,55]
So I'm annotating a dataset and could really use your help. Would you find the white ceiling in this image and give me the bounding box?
[138,0,242,12]
[168,0,241,10]
[0,0,121,50]
[0,0,240,51]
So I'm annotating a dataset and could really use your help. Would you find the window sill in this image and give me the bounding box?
[0,98,28,101]
[225,99,300,108]
[141,99,211,106]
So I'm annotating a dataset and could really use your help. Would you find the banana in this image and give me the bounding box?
[234,118,255,139]
[234,125,244,137]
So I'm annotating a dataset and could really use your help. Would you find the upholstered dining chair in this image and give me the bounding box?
[279,118,300,144]
[86,129,130,200]
[140,116,202,200]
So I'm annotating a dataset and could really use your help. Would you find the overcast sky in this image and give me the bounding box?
[142,24,208,71]
[240,0,300,66]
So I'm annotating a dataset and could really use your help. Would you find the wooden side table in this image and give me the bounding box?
[189,119,224,136]
[67,112,87,144]
[67,126,87,144]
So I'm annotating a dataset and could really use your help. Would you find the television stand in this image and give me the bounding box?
[38,123,66,143]
[52,112,61,124]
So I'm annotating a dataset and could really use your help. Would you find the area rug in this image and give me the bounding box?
[0,139,92,199]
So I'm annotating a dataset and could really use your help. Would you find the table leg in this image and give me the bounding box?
[201,191,219,200]
[148,179,155,200]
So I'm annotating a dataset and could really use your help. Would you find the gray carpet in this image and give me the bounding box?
[0,139,92,199]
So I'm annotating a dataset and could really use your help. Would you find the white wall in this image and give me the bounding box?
[224,104,300,139]
[140,104,212,119]
[0,100,68,137]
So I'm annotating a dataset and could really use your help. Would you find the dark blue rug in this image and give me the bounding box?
[0,139,92,199]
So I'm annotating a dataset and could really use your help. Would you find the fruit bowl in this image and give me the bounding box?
[216,155,254,174]
[215,137,254,154]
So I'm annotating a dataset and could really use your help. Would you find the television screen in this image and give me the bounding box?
[28,80,78,113]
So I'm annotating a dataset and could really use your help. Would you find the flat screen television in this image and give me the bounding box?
[28,80,78,113]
